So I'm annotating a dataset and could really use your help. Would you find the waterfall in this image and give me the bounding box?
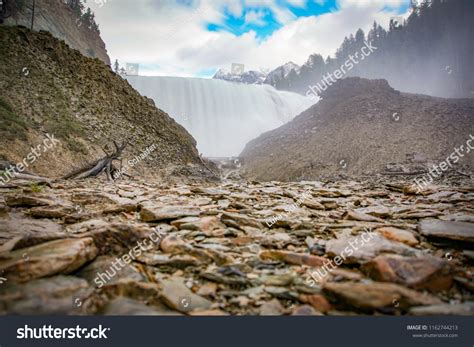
[126,76,315,157]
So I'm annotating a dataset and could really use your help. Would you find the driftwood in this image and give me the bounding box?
[63,141,126,180]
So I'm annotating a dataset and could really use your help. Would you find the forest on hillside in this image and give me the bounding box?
[270,0,473,98]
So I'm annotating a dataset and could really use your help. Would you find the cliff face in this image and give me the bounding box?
[2,0,110,65]
[0,26,211,181]
[241,78,474,181]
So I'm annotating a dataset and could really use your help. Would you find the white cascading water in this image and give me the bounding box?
[126,76,315,157]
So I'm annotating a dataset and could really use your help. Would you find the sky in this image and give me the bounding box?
[87,0,411,77]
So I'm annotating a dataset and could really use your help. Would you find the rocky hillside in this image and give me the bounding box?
[2,0,110,65]
[241,78,474,181]
[0,26,211,181]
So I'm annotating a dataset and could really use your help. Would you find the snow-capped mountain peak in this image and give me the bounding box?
[213,68,267,85]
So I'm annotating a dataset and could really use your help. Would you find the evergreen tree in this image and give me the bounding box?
[268,0,473,98]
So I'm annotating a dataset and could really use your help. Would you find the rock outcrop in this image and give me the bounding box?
[0,26,212,181]
[2,0,110,64]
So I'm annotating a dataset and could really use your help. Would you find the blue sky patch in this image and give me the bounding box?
[206,0,339,40]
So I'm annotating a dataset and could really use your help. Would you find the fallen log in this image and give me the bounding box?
[63,142,127,180]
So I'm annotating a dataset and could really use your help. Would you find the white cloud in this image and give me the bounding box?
[88,0,410,77]
[286,0,307,8]
[244,9,267,26]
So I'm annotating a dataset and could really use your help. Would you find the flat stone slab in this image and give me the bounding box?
[325,233,417,264]
[0,275,93,314]
[76,255,147,287]
[362,254,452,292]
[377,227,419,246]
[323,282,442,311]
[0,217,65,247]
[4,194,56,207]
[221,212,263,229]
[260,250,326,267]
[140,204,200,222]
[0,238,98,283]
[418,220,474,243]
[160,277,212,313]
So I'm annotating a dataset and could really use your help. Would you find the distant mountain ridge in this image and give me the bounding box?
[212,62,301,87]
[263,62,300,88]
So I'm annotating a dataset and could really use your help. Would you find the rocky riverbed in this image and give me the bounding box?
[0,176,473,315]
